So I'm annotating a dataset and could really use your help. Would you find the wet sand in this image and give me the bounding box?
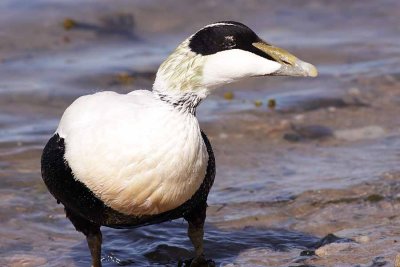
[1,0,400,266]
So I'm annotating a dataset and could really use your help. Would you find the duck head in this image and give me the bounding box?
[153,21,317,109]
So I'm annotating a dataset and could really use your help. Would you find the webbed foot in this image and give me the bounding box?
[178,255,215,267]
[189,255,215,267]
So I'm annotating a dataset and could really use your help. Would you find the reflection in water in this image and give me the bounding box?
[81,223,319,266]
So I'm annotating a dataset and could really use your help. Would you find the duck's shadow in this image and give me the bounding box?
[69,220,346,266]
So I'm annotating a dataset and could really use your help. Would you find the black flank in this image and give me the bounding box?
[41,132,215,228]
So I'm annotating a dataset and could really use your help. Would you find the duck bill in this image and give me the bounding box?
[274,59,318,77]
[253,41,318,77]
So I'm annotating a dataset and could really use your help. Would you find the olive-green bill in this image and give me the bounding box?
[253,41,318,77]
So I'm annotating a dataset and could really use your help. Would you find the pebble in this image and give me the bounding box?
[223,92,234,100]
[334,126,386,141]
[219,133,228,139]
[116,72,134,85]
[327,106,336,112]
[293,114,305,122]
[267,98,276,109]
[354,235,370,243]
[254,100,263,107]
[315,242,358,257]
[63,18,77,30]
[348,87,361,96]
[279,119,290,129]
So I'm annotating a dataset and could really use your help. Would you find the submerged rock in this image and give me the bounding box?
[62,13,139,39]
[300,234,354,260]
[313,233,353,249]
[365,194,384,202]
[284,124,333,142]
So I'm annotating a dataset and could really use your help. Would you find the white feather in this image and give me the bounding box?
[57,90,208,215]
[201,49,281,88]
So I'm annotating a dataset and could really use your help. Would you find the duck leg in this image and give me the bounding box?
[86,227,102,267]
[184,203,214,267]
[65,208,102,267]
[188,219,204,259]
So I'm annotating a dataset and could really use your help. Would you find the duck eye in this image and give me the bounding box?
[223,36,236,49]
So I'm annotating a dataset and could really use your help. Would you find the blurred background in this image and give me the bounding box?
[0,0,400,266]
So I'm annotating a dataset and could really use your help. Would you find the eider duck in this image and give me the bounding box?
[41,21,317,267]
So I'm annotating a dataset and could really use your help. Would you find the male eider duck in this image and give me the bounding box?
[41,21,317,267]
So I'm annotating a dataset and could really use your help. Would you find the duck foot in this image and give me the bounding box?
[179,256,215,267]
[190,255,215,267]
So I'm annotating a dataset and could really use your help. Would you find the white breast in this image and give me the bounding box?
[57,90,208,215]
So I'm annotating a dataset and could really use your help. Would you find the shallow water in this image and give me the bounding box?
[1,0,400,266]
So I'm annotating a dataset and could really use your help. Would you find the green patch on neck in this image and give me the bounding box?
[158,40,206,92]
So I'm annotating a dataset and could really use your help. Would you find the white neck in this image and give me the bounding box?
[152,40,209,115]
